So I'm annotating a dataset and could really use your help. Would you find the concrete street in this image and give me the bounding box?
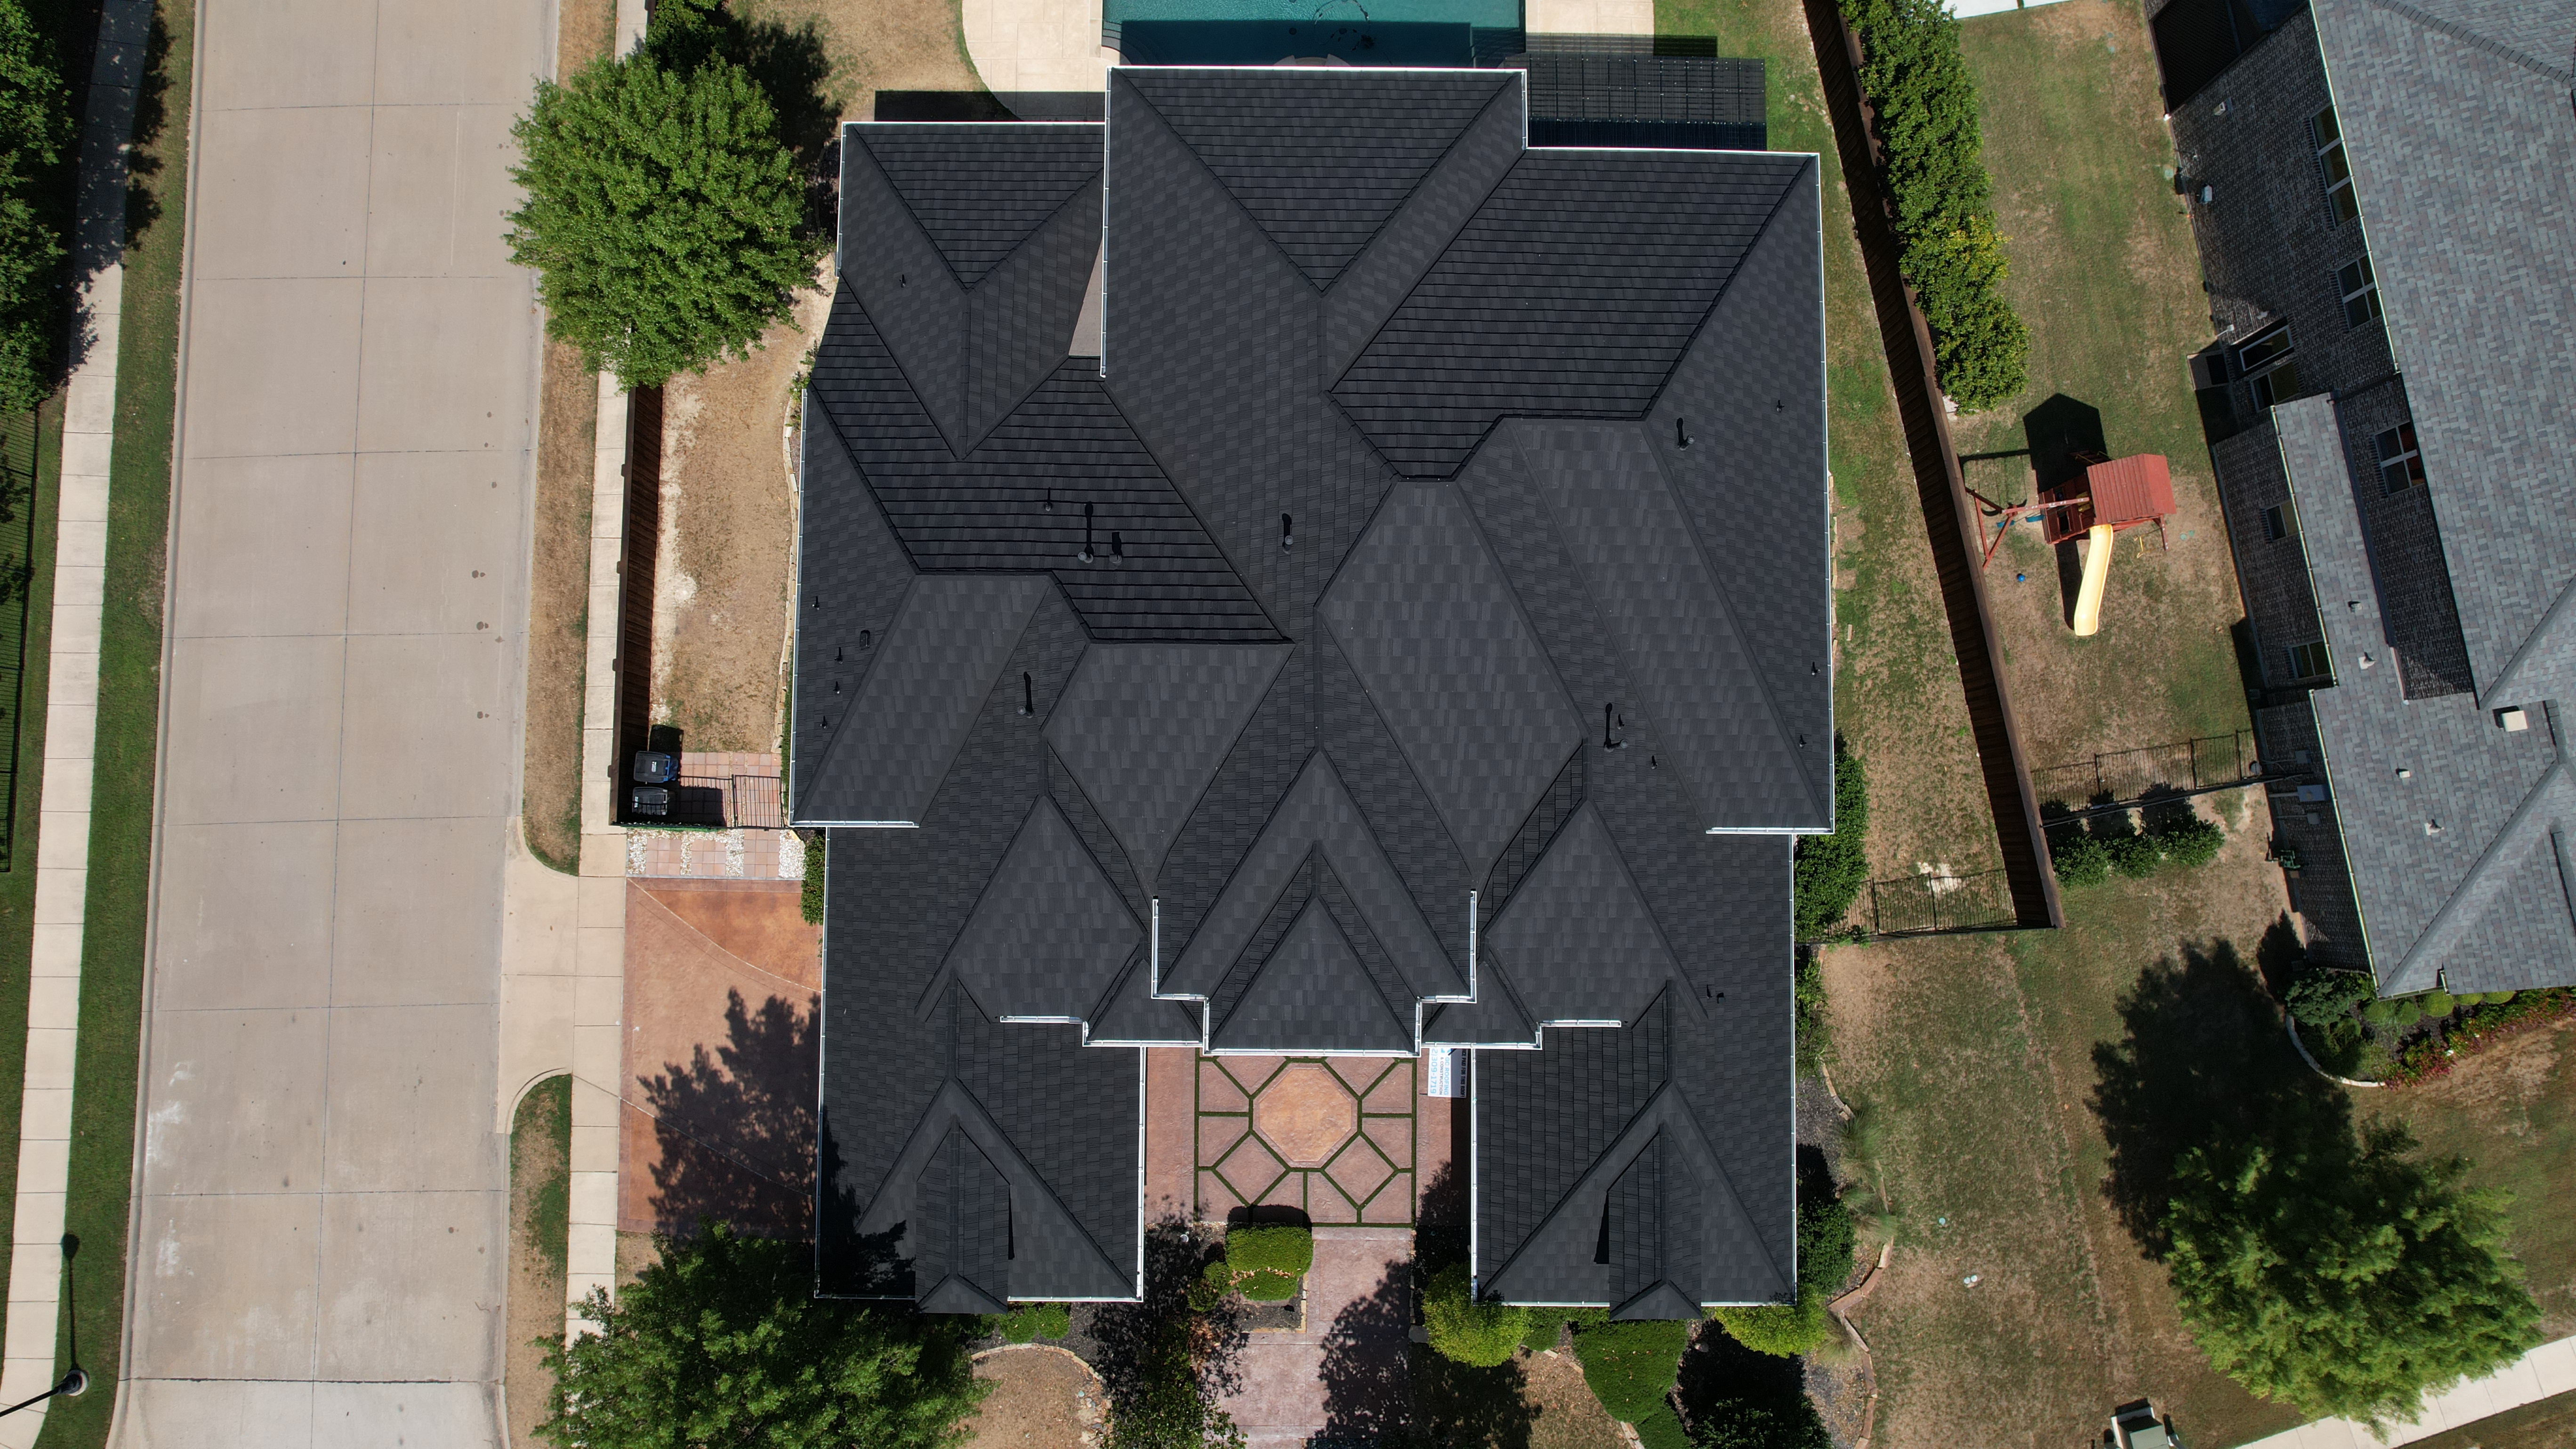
[116,0,546,1442]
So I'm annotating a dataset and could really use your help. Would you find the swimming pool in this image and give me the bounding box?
[1106,0,1525,67]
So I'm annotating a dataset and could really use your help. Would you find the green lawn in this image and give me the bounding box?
[1656,0,1998,884]
[1951,0,2251,765]
[35,1,192,1441]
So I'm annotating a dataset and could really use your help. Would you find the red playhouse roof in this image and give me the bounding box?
[2084,454,2175,526]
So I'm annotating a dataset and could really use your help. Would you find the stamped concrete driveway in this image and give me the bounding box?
[117,0,545,1443]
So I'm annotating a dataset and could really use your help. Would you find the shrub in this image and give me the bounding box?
[2485,990,2517,1005]
[2287,970,2373,1027]
[0,0,71,414]
[1571,1319,1692,1424]
[1793,738,1870,939]
[2361,998,2398,1030]
[1423,1264,1527,1367]
[2050,832,2109,886]
[507,51,826,388]
[1709,1175,1854,1359]
[2388,997,2424,1029]
[2155,815,2226,868]
[2420,990,2456,1018]
[1212,1223,1310,1302]
[800,832,825,924]
[1794,952,1830,1073]
[1840,0,2030,411]
[2107,833,2162,879]
[992,1300,1071,1343]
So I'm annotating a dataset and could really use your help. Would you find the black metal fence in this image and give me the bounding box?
[0,410,38,871]
[2030,731,2261,809]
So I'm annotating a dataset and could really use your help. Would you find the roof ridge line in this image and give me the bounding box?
[1325,71,1524,299]
[2345,0,2574,85]
[1113,71,1328,295]
[2389,754,2571,989]
[823,278,971,461]
[859,1073,1135,1293]
[1310,851,1429,1042]
[1641,154,1811,419]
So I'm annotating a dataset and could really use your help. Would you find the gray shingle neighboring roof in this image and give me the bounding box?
[2277,395,2575,992]
[2312,0,2576,696]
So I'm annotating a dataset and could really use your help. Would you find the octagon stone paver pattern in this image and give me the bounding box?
[1198,1056,1413,1225]
[1252,1063,1356,1167]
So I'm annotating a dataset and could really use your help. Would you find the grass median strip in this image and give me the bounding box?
[35,1,189,1442]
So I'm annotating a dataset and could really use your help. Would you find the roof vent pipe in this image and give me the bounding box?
[1281,513,1294,551]
[1111,530,1125,563]
[1602,704,1626,750]
[1675,418,1691,450]
[1021,672,1034,716]
[1079,502,1096,564]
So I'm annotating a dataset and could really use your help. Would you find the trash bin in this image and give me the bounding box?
[633,751,676,784]
[630,786,671,818]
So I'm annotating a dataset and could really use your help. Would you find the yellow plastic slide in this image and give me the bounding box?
[2072,523,2115,636]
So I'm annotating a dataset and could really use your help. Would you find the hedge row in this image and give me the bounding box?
[0,0,72,414]
[2050,811,2224,886]
[1840,0,2031,413]
[2386,988,2576,1087]
[1793,737,1869,941]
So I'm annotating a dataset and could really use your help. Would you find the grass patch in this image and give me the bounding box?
[515,1075,574,1278]
[38,2,189,1441]
[1948,0,2250,763]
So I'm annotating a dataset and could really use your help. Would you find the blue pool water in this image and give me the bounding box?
[1106,0,1524,66]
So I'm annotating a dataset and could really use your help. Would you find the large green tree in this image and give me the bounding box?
[507,51,823,389]
[2163,1123,2540,1426]
[539,1222,988,1449]
[0,0,69,413]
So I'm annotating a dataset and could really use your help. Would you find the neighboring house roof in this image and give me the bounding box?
[2314,0,2576,701]
[804,67,1822,1311]
[2262,1,2576,990]
[2273,396,2571,993]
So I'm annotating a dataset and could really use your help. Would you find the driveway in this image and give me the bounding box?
[117,0,545,1443]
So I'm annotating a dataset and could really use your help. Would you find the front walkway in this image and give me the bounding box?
[1220,1225,1412,1449]
[2236,1336,2576,1449]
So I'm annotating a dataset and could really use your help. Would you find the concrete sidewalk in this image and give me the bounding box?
[115,0,547,1441]
[2233,1336,2576,1449]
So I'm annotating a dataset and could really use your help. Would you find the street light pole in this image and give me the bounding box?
[0,1368,87,1418]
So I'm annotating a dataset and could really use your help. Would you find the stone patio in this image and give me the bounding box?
[1199,1056,1414,1225]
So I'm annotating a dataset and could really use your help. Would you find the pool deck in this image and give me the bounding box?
[960,0,1651,103]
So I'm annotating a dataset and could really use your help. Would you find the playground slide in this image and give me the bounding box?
[2072,523,2115,636]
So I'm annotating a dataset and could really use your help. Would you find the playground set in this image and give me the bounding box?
[1968,452,2177,636]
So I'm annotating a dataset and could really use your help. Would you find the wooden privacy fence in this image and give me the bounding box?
[1803,0,2063,932]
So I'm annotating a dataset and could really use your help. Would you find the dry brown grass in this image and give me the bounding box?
[743,0,989,118]
[1825,830,2310,1449]
[505,1079,572,1448]
[516,0,619,876]
[1521,1348,1629,1449]
[647,290,827,754]
[961,1347,1101,1449]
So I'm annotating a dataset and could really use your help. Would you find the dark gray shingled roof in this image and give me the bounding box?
[2273,396,2575,994]
[2241,2,2576,991]
[2311,0,2576,698]
[807,67,1822,1309]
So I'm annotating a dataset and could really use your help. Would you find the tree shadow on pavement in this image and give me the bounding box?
[2089,941,2352,1259]
[638,988,818,1238]
[1318,1258,1411,1445]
